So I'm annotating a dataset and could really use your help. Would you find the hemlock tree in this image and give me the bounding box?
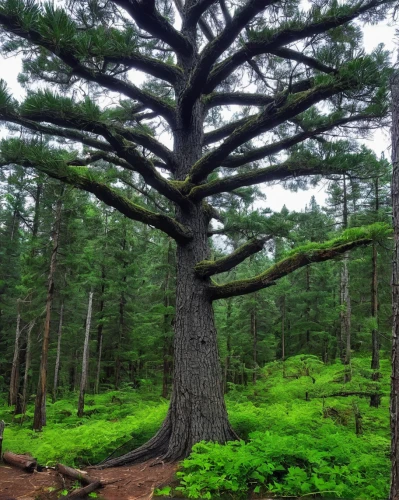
[0,0,393,464]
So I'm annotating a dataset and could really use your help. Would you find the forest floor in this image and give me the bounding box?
[0,460,178,500]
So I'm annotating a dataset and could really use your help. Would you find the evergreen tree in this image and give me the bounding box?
[0,0,393,463]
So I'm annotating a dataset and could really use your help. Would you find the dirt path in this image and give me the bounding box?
[0,461,178,500]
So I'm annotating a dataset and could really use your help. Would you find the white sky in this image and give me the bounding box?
[0,16,396,213]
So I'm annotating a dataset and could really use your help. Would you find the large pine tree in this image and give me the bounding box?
[0,0,393,464]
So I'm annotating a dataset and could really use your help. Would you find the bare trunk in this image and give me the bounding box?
[390,71,399,500]
[370,242,380,407]
[251,296,258,384]
[95,333,103,395]
[53,302,64,403]
[33,192,63,431]
[21,320,35,416]
[9,300,21,407]
[341,252,351,382]
[77,291,94,417]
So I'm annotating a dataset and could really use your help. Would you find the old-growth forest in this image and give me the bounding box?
[0,0,397,499]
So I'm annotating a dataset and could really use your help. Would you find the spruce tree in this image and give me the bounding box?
[0,0,393,464]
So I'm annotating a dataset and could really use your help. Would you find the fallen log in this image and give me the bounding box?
[56,463,93,485]
[0,420,5,460]
[3,452,37,472]
[64,480,102,499]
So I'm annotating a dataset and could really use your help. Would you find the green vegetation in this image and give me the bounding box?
[1,356,391,498]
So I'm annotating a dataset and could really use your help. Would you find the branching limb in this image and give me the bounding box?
[210,238,372,300]
[185,0,219,28]
[195,236,271,277]
[173,0,215,41]
[269,48,337,74]
[110,0,193,57]
[190,76,356,183]
[221,113,381,169]
[0,141,192,244]
[180,0,277,122]
[204,92,274,111]
[205,0,387,92]
[189,160,329,200]
[0,11,176,124]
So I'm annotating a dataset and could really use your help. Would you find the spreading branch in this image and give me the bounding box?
[190,74,359,183]
[210,238,372,300]
[110,0,193,56]
[205,0,387,92]
[195,236,271,277]
[0,11,176,124]
[220,113,381,169]
[180,0,277,122]
[185,0,219,28]
[204,92,274,110]
[0,147,192,243]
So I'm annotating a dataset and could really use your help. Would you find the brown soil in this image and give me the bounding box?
[0,461,178,500]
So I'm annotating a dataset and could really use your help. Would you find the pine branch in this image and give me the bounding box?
[195,236,271,277]
[180,0,277,123]
[110,0,193,56]
[104,53,183,85]
[205,92,274,110]
[173,0,215,41]
[0,11,176,124]
[190,74,360,183]
[189,159,330,200]
[0,140,192,243]
[0,112,114,153]
[203,79,313,145]
[269,48,337,74]
[210,236,373,300]
[221,113,382,169]
[185,0,219,28]
[19,106,176,168]
[205,0,390,92]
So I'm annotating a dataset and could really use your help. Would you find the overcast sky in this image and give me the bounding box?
[0,17,396,213]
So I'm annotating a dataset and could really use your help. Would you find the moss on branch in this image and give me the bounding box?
[209,223,391,300]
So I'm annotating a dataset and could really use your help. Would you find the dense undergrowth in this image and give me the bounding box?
[0,355,391,499]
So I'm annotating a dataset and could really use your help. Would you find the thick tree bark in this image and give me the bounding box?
[390,71,399,500]
[33,192,63,431]
[53,301,64,403]
[162,240,174,399]
[77,291,94,417]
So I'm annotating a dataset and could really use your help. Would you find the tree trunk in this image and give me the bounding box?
[53,301,64,403]
[21,320,35,417]
[390,71,399,500]
[9,300,21,407]
[162,240,173,399]
[370,242,380,407]
[98,85,236,467]
[33,192,63,431]
[95,269,106,395]
[77,291,94,417]
[251,296,258,384]
[340,176,351,382]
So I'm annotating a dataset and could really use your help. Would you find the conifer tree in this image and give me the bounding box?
[0,0,393,464]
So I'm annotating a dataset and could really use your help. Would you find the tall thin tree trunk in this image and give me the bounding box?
[21,320,35,416]
[251,295,258,384]
[53,301,64,403]
[390,71,399,500]
[224,299,233,394]
[9,299,21,407]
[114,237,127,389]
[77,291,94,417]
[33,192,63,431]
[340,175,351,382]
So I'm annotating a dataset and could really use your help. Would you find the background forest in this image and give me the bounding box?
[0,154,394,499]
